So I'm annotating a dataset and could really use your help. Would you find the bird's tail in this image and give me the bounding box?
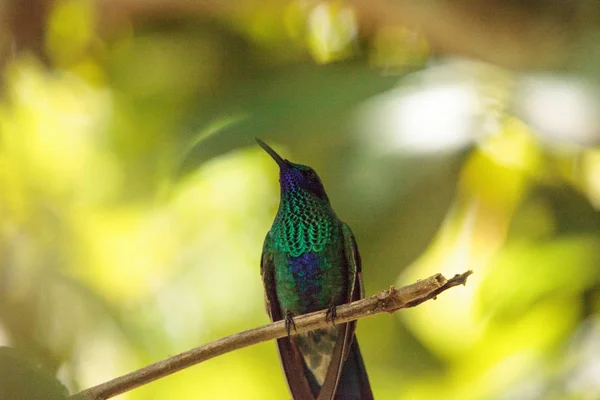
[334,337,373,400]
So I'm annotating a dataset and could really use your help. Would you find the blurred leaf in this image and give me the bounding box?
[305,3,358,63]
[480,235,600,320]
[177,61,407,178]
[0,347,68,400]
[45,0,95,67]
[535,184,600,234]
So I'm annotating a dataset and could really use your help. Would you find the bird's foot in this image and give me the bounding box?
[285,310,297,339]
[325,300,337,326]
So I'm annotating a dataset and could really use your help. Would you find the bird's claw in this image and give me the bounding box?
[325,300,337,326]
[285,310,297,339]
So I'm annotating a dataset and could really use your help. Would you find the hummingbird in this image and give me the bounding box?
[257,139,373,400]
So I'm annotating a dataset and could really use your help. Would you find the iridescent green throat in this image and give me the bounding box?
[272,190,338,257]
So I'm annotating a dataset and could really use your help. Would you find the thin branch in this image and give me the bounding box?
[71,271,473,400]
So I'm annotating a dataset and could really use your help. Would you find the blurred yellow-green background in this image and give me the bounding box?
[1,1,600,399]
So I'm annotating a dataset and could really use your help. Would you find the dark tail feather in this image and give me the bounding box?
[334,338,373,400]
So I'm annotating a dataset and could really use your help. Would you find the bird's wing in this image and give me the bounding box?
[261,233,316,399]
[316,224,365,400]
[341,223,364,357]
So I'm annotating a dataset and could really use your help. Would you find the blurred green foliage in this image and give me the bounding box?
[1,1,600,399]
[0,347,68,400]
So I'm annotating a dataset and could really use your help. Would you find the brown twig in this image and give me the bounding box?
[71,271,473,400]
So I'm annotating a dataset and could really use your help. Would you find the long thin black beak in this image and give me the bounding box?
[256,138,288,169]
